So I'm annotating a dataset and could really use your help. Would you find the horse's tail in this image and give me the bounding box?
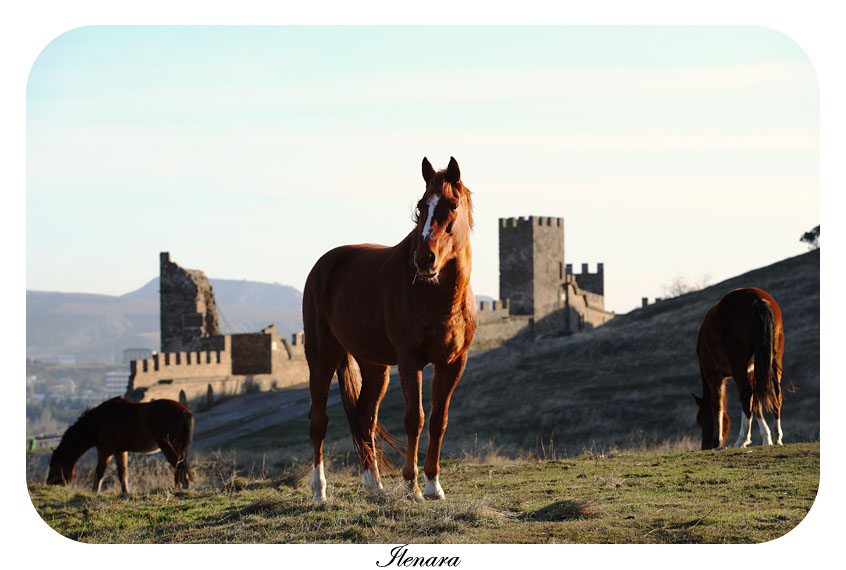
[177,408,194,486]
[336,355,404,474]
[752,298,779,415]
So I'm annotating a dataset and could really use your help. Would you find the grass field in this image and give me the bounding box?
[28,442,818,544]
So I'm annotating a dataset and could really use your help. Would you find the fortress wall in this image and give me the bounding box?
[231,332,272,375]
[129,335,232,389]
[477,299,511,323]
[470,314,533,351]
[271,332,309,389]
[563,282,614,331]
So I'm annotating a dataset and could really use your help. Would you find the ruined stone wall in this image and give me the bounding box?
[159,252,222,354]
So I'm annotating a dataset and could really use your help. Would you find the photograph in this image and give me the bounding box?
[24,24,820,549]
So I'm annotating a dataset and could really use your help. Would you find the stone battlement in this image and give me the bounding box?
[500,216,563,228]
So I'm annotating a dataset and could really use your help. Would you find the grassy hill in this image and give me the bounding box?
[221,249,819,462]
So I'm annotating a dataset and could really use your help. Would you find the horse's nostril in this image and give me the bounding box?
[427,251,435,266]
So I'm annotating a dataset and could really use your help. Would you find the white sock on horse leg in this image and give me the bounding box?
[312,462,326,501]
[733,413,752,447]
[756,413,773,445]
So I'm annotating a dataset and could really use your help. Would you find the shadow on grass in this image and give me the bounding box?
[520,498,597,522]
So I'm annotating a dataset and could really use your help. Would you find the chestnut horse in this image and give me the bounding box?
[46,397,194,492]
[304,156,476,501]
[693,288,784,449]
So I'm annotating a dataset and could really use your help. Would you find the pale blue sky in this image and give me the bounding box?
[26,26,819,313]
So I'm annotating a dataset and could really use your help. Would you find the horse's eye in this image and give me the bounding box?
[449,202,458,211]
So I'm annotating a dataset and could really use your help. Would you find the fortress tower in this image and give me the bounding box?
[499,216,565,320]
[159,252,223,353]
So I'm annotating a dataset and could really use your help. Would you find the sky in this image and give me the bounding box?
[26,26,819,313]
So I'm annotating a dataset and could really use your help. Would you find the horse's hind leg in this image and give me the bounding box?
[423,354,467,500]
[731,362,754,448]
[93,450,111,492]
[306,338,343,501]
[355,362,391,493]
[115,451,129,494]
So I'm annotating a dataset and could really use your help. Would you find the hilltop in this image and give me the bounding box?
[206,249,819,459]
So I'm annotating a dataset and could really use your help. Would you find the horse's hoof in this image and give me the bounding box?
[424,492,445,501]
[312,492,327,502]
[406,489,423,502]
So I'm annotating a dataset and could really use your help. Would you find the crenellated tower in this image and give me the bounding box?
[499,216,565,320]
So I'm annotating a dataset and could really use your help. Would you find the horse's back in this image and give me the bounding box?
[698,287,782,369]
[303,241,407,364]
[97,398,190,453]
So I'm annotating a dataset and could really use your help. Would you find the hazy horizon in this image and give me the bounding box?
[26,26,819,313]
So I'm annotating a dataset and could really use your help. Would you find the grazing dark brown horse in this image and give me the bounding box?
[46,397,194,492]
[304,156,476,501]
[693,288,784,449]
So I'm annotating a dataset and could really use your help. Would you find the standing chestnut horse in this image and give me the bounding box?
[304,156,476,501]
[693,288,784,449]
[46,397,194,492]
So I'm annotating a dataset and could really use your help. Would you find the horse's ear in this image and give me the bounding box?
[446,156,460,185]
[691,392,703,407]
[422,157,435,184]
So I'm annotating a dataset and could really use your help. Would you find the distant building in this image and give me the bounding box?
[122,348,154,364]
[57,355,76,366]
[104,371,130,399]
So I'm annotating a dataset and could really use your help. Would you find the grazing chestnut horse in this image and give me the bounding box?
[46,397,194,492]
[304,156,477,501]
[693,288,784,449]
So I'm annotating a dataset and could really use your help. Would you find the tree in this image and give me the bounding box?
[800,225,820,249]
[662,274,711,298]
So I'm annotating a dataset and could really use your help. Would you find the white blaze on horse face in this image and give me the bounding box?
[311,462,326,501]
[424,474,445,499]
[421,195,440,241]
[733,413,753,448]
[756,413,773,445]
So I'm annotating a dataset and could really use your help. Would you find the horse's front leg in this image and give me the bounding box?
[115,451,129,494]
[398,364,424,501]
[423,353,467,500]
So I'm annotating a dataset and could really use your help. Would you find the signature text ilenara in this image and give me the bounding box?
[376,544,461,567]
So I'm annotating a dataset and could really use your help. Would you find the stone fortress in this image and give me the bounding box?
[472,216,613,350]
[127,253,309,408]
[127,216,612,408]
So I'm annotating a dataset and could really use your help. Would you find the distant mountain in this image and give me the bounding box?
[27,278,304,365]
